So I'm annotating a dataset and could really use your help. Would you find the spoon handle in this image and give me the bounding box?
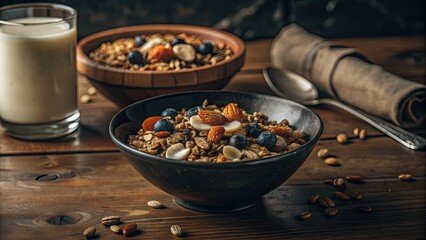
[318,98,425,150]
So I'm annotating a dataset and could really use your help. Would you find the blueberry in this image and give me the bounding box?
[134,36,146,47]
[161,108,178,118]
[153,119,174,133]
[198,43,213,55]
[257,132,277,150]
[229,135,247,150]
[170,38,185,46]
[248,122,263,137]
[185,106,204,117]
[127,50,144,64]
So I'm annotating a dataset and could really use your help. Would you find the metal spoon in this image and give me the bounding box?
[263,67,425,150]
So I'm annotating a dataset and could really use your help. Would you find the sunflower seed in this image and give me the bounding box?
[109,225,121,234]
[83,226,96,238]
[316,148,329,158]
[359,129,367,140]
[336,133,348,144]
[171,225,183,237]
[333,191,350,200]
[356,205,373,213]
[353,127,360,137]
[147,200,164,209]
[333,178,344,187]
[345,175,363,182]
[323,179,334,185]
[324,207,338,216]
[324,157,339,166]
[319,197,335,208]
[298,211,312,220]
[348,191,363,200]
[308,194,320,204]
[398,174,412,181]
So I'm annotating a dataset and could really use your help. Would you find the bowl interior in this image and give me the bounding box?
[111,91,323,162]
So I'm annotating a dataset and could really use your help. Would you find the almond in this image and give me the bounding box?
[148,45,175,63]
[222,103,244,122]
[142,116,163,131]
[198,110,227,125]
[207,126,225,143]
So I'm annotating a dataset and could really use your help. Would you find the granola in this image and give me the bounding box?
[128,100,307,163]
[89,33,232,71]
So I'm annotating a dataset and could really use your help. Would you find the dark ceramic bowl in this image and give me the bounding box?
[109,91,323,213]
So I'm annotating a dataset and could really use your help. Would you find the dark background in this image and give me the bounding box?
[1,0,425,40]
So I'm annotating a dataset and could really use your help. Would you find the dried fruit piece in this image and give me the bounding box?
[298,211,312,220]
[122,223,137,236]
[155,131,171,138]
[142,116,163,131]
[170,225,183,237]
[148,45,175,63]
[198,110,227,125]
[83,226,96,238]
[140,37,167,53]
[222,103,244,122]
[207,126,225,143]
[345,175,363,183]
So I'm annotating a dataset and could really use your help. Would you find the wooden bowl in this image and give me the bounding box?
[77,24,246,107]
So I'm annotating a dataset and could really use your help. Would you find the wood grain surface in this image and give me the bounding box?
[1,36,425,240]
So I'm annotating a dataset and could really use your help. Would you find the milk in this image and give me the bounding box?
[0,17,78,124]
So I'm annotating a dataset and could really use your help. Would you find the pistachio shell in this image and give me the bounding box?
[173,44,196,62]
[165,143,190,160]
[189,115,213,131]
[223,145,242,160]
[140,37,167,53]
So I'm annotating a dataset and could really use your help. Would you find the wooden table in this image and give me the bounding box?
[1,37,425,239]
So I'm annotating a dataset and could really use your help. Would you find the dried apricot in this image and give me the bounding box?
[142,116,163,131]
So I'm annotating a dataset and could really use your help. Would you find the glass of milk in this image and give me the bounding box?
[0,3,80,140]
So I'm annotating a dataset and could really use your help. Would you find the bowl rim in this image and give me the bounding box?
[77,24,246,76]
[109,90,323,168]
